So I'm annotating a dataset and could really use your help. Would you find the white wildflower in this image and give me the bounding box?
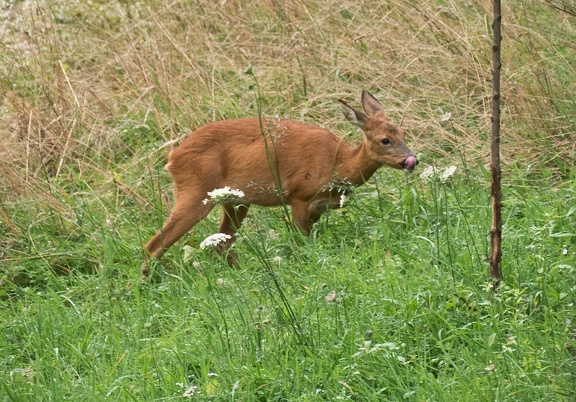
[325,291,337,302]
[440,166,457,183]
[183,385,198,397]
[419,166,439,181]
[199,233,232,249]
[182,245,195,263]
[339,194,348,208]
[202,186,245,204]
[420,165,457,183]
[438,108,452,122]
[268,229,279,240]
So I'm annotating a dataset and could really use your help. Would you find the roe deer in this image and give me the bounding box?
[143,91,417,275]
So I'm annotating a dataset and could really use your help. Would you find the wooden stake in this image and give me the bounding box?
[490,0,503,288]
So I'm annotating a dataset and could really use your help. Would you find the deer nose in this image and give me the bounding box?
[402,155,418,171]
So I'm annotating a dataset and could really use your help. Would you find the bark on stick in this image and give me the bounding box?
[490,0,503,288]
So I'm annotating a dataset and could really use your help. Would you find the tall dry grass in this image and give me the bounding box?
[0,0,574,209]
[1,3,574,398]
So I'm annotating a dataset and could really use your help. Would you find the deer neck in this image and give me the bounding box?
[336,140,380,187]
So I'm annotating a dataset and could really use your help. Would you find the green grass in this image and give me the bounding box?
[1,165,575,400]
[1,0,575,400]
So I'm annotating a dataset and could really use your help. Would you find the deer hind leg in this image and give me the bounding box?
[217,203,250,266]
[290,200,314,234]
[143,193,214,276]
[290,200,326,235]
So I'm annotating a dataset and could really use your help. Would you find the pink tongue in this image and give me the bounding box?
[405,155,417,169]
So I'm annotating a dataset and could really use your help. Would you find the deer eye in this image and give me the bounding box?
[380,138,391,145]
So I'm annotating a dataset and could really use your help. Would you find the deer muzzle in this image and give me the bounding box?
[401,155,418,171]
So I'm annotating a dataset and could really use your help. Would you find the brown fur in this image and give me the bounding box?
[143,91,417,274]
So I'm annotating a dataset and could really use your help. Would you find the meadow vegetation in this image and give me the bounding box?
[0,0,575,400]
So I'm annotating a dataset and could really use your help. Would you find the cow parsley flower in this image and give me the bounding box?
[200,233,232,249]
[202,186,245,204]
[183,385,198,397]
[440,166,457,183]
[182,245,195,263]
[419,166,439,181]
[420,165,457,183]
[268,229,279,240]
[438,108,452,122]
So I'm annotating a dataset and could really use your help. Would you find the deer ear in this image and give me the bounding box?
[361,90,388,120]
[339,99,368,129]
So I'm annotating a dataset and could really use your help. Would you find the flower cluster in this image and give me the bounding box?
[182,245,195,262]
[199,233,232,249]
[202,186,245,204]
[183,385,198,397]
[438,108,452,122]
[419,166,439,181]
[419,165,457,183]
